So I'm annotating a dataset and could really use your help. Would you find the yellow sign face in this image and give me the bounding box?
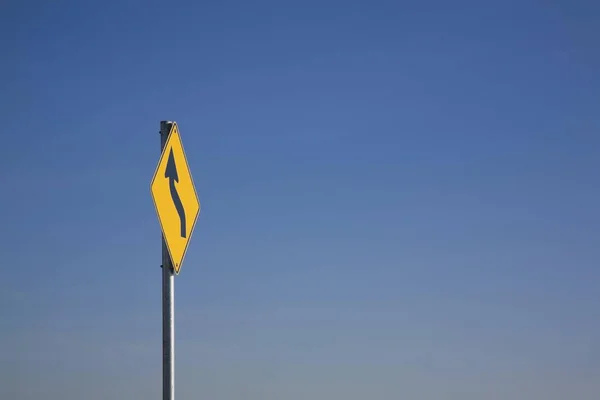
[151,123,200,274]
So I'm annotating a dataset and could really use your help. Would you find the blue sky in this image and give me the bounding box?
[1,0,599,398]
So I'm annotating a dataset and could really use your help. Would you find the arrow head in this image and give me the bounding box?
[165,148,179,182]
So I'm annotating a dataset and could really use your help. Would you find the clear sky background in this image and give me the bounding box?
[1,0,599,399]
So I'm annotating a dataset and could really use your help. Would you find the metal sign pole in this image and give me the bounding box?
[160,120,175,400]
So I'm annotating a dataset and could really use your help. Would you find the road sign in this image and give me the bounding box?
[151,122,200,274]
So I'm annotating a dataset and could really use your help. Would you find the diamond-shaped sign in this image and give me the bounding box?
[151,122,200,274]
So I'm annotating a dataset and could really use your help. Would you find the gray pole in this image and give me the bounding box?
[160,120,175,400]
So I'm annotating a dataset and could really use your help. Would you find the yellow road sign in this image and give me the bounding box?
[151,123,200,274]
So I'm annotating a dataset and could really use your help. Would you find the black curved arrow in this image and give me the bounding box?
[165,148,186,238]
